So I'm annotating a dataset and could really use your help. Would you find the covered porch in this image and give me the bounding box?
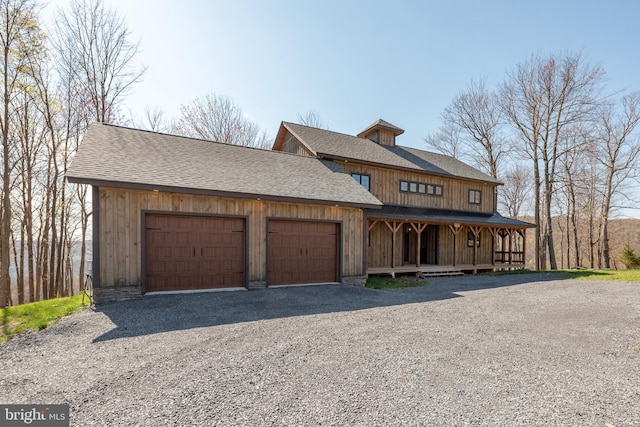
[365,206,535,277]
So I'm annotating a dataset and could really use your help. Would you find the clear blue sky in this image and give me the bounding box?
[44,0,640,146]
[44,0,640,217]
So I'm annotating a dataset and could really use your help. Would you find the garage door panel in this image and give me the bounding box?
[145,214,245,292]
[268,220,338,286]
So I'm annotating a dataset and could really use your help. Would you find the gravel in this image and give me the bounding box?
[1,273,639,426]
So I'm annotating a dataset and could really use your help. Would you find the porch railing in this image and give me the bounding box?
[494,251,524,264]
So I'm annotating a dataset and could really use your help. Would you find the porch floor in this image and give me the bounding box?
[366,263,525,277]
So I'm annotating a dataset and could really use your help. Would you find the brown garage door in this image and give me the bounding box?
[145,214,245,292]
[267,220,338,285]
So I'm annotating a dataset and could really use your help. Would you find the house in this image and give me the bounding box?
[66,120,534,303]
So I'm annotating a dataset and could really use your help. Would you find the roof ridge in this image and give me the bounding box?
[96,122,319,159]
[99,122,258,150]
[283,121,367,141]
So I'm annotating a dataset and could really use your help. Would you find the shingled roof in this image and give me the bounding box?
[66,124,383,208]
[357,119,405,137]
[368,205,536,228]
[279,122,502,185]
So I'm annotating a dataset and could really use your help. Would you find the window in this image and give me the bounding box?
[469,189,481,204]
[467,231,480,247]
[352,173,370,191]
[400,180,443,196]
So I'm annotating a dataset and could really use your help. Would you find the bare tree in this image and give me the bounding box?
[501,52,605,270]
[594,92,640,268]
[441,78,506,179]
[176,93,265,147]
[133,105,175,133]
[499,162,531,218]
[297,109,329,129]
[54,0,146,124]
[0,0,43,307]
[423,122,463,158]
[556,128,593,268]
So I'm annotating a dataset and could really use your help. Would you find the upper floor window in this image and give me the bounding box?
[400,180,443,196]
[352,173,370,191]
[469,189,481,204]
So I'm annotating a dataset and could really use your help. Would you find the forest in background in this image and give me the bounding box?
[425,53,640,272]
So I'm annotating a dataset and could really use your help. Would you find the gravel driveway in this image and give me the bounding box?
[2,273,638,426]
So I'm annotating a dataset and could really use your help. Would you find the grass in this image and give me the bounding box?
[558,269,640,282]
[1,294,87,344]
[484,268,640,282]
[366,275,429,289]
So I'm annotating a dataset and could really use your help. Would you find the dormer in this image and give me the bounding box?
[357,119,404,147]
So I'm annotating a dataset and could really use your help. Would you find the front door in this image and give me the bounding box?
[403,224,438,265]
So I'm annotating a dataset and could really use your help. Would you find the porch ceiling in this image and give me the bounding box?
[366,205,535,228]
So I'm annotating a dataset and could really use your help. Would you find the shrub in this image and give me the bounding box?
[619,244,640,270]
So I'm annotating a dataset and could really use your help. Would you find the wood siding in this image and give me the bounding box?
[280,133,314,157]
[340,162,496,213]
[437,227,494,265]
[378,129,396,147]
[98,187,364,290]
[367,222,494,268]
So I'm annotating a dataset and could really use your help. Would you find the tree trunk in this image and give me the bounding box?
[1,42,12,308]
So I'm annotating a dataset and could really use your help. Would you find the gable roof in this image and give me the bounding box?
[66,123,382,208]
[277,122,502,185]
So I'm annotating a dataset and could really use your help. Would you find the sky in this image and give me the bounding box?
[43,0,640,215]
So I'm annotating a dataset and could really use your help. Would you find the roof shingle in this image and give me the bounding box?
[66,124,383,208]
[368,205,535,228]
[282,122,502,185]
[357,119,405,137]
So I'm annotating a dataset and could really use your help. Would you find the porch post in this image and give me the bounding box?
[470,226,482,267]
[501,230,507,263]
[411,222,428,268]
[448,224,462,266]
[384,221,402,269]
[489,227,499,265]
[508,229,515,265]
[518,229,526,266]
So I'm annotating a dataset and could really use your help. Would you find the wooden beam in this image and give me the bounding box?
[448,224,462,266]
[507,229,515,265]
[521,228,527,267]
[384,221,403,268]
[367,219,379,232]
[469,226,482,266]
[410,223,428,267]
[489,227,500,265]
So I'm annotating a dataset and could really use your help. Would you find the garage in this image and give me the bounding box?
[145,214,245,292]
[267,220,339,285]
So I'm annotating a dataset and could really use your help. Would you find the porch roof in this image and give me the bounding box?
[367,205,536,228]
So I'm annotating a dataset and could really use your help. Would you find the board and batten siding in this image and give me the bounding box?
[96,187,365,301]
[437,227,494,265]
[367,222,494,268]
[339,162,496,213]
[280,133,314,157]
